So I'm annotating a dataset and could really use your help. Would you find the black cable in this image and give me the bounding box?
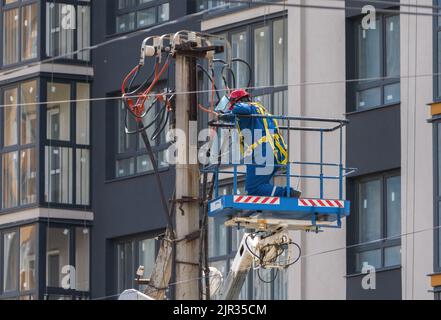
[257,268,279,284]
[197,64,221,102]
[232,58,252,89]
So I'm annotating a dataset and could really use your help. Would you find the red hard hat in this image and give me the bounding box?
[229,89,250,105]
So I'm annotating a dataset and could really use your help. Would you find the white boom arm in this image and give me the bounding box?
[219,229,291,300]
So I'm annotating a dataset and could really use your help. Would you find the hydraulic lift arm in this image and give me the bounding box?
[219,229,293,300]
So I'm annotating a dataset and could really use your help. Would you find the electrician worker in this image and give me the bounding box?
[217,89,301,198]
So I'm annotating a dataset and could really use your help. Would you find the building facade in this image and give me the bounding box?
[0,0,439,300]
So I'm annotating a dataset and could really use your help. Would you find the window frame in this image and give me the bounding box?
[434,0,441,101]
[0,223,39,300]
[350,12,401,112]
[41,0,91,64]
[1,0,40,68]
[348,170,402,274]
[42,222,91,300]
[208,13,288,115]
[41,77,92,209]
[433,119,441,272]
[113,232,160,295]
[0,78,40,212]
[114,0,170,35]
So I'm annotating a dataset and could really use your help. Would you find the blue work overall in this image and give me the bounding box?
[227,102,288,197]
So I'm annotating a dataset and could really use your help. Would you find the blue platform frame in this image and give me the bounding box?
[204,114,356,230]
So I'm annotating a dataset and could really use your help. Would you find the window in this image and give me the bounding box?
[45,1,91,61]
[1,80,38,210]
[2,1,38,66]
[435,0,441,99]
[208,183,288,300]
[434,122,441,271]
[1,224,37,299]
[352,14,400,111]
[113,96,169,179]
[190,0,245,13]
[44,80,91,206]
[349,172,401,273]
[115,236,158,294]
[45,225,90,299]
[211,17,287,116]
[115,0,170,34]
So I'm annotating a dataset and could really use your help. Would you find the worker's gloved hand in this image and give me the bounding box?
[285,188,302,198]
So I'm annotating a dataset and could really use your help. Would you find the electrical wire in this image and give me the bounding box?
[225,0,441,17]
[1,0,440,82]
[3,70,441,109]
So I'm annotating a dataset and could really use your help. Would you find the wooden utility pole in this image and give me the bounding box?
[174,52,200,300]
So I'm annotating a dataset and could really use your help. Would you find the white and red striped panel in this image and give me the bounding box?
[234,195,280,205]
[298,199,344,208]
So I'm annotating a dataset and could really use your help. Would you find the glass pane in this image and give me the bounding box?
[3,8,19,65]
[137,7,156,28]
[20,225,37,292]
[356,87,381,110]
[76,83,90,145]
[358,19,381,79]
[77,5,91,61]
[273,19,288,86]
[232,31,249,89]
[439,201,441,269]
[158,150,169,169]
[45,146,73,204]
[46,228,70,288]
[139,97,157,149]
[356,249,382,272]
[208,217,228,257]
[22,4,38,61]
[116,12,135,33]
[118,101,135,153]
[384,246,401,267]
[158,3,169,22]
[438,32,441,96]
[3,231,18,292]
[76,149,90,205]
[253,268,272,300]
[273,268,288,300]
[386,176,401,238]
[139,239,156,280]
[254,26,270,87]
[136,154,153,173]
[75,228,90,291]
[2,152,19,209]
[116,158,135,178]
[359,179,381,243]
[20,148,37,205]
[4,87,18,146]
[20,81,38,145]
[384,83,400,105]
[117,241,134,292]
[47,83,71,141]
[46,3,75,58]
[439,123,441,197]
[386,15,400,77]
[118,0,137,9]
